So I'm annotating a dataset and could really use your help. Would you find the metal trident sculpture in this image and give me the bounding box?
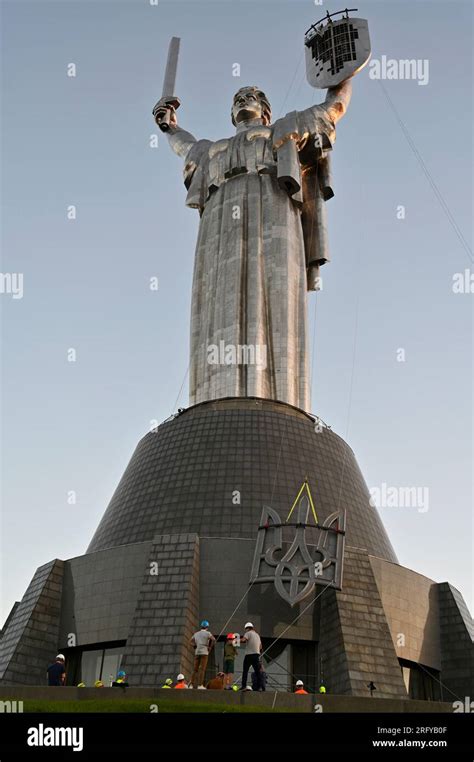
[249,480,345,607]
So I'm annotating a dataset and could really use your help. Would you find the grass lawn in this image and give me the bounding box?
[17,698,302,713]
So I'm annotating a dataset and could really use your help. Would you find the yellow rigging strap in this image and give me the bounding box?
[286,478,318,524]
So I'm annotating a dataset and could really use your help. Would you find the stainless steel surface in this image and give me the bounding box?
[153,36,181,132]
[155,25,362,411]
[162,36,180,98]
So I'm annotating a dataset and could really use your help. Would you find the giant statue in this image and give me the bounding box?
[153,12,370,413]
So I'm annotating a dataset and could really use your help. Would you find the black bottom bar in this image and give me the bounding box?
[1,712,473,758]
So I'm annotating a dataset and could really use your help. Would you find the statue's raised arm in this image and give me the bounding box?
[153,96,197,159]
[298,8,370,144]
[153,96,212,214]
[283,77,353,172]
[296,77,352,146]
[323,79,352,124]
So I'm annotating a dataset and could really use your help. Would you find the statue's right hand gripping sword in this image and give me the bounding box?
[153,36,181,132]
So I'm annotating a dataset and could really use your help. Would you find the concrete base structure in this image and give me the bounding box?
[1,398,472,702]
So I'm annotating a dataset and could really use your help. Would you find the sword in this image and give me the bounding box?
[153,36,181,132]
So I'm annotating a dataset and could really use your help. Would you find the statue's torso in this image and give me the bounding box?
[207,126,276,190]
[187,122,310,412]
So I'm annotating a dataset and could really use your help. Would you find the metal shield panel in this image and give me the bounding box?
[305,17,371,89]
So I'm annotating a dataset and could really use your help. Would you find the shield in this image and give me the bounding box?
[305,14,371,90]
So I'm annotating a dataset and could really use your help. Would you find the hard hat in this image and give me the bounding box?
[77,682,86,688]
[226,633,234,640]
[164,678,173,686]
[177,673,185,681]
[94,680,104,687]
[201,620,209,628]
[244,622,254,629]
[56,654,65,661]
[296,680,304,686]
[117,670,126,678]
[232,684,239,691]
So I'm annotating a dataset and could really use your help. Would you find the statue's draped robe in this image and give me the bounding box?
[168,83,351,412]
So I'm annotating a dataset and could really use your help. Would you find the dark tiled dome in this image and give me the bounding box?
[87,398,397,563]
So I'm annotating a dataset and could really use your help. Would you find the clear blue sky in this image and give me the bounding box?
[1,0,472,624]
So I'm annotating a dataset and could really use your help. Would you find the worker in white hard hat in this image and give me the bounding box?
[174,673,188,689]
[46,654,66,686]
[240,622,263,691]
[294,679,308,694]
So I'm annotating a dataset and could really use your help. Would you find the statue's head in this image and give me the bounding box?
[231,86,271,126]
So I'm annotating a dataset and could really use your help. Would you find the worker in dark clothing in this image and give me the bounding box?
[251,663,267,691]
[47,654,66,686]
[240,622,263,691]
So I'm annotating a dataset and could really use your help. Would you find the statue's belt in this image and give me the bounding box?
[208,165,278,195]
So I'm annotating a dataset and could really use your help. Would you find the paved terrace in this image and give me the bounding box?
[0,687,454,713]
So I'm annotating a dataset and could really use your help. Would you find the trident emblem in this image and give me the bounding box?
[250,479,345,606]
[274,494,317,605]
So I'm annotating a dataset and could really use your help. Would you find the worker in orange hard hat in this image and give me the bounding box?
[174,673,188,689]
[294,680,308,694]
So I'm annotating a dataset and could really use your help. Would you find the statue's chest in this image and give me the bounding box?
[208,127,275,182]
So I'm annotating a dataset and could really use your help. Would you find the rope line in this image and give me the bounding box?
[378,80,472,264]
